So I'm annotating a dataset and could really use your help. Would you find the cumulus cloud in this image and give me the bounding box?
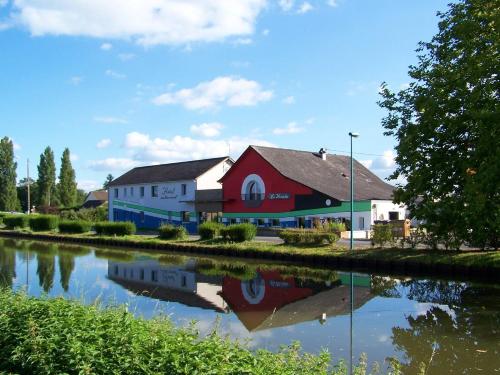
[297,2,313,14]
[100,42,112,50]
[282,95,295,105]
[272,121,303,135]
[122,131,274,163]
[360,150,401,181]
[326,0,338,7]
[88,158,140,172]
[70,153,79,162]
[105,69,126,79]
[190,122,224,138]
[152,76,273,110]
[77,180,100,192]
[96,138,112,149]
[278,0,294,12]
[69,76,83,85]
[93,116,128,124]
[5,0,267,46]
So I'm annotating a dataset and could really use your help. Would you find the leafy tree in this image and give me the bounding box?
[103,174,114,190]
[58,148,77,207]
[76,189,87,206]
[37,147,57,207]
[378,0,499,248]
[0,137,18,211]
[17,178,38,213]
[36,251,56,293]
[58,252,75,292]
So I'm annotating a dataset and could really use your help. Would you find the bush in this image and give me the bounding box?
[221,223,257,242]
[3,215,30,229]
[158,224,188,240]
[29,215,59,232]
[58,220,92,234]
[371,224,394,247]
[279,229,338,245]
[198,221,223,240]
[94,221,136,236]
[59,206,108,223]
[325,222,346,234]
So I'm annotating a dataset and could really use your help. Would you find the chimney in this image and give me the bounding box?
[318,148,327,161]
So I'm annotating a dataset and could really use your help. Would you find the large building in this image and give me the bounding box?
[220,145,405,234]
[108,157,233,233]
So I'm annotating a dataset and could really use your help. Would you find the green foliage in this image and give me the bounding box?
[371,224,394,247]
[29,215,59,232]
[198,221,223,240]
[325,222,346,234]
[57,148,77,207]
[221,223,257,242]
[17,178,38,213]
[378,0,500,249]
[60,206,108,222]
[0,137,18,212]
[279,229,339,245]
[94,221,136,236]
[3,215,29,229]
[58,220,92,234]
[0,289,338,375]
[103,174,114,189]
[37,147,57,207]
[158,224,188,240]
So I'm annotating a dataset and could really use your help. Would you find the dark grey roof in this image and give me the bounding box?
[251,145,394,201]
[109,157,231,187]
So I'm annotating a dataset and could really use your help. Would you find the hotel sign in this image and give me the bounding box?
[268,193,290,200]
[161,186,177,199]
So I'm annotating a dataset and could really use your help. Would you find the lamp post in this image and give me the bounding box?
[348,131,359,375]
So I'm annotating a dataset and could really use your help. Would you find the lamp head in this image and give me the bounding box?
[348,132,360,138]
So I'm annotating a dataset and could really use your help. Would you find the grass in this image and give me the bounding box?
[0,288,394,375]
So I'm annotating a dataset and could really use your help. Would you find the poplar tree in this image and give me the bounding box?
[0,137,18,211]
[58,148,77,207]
[37,147,56,207]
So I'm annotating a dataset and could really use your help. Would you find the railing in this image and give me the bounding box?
[241,193,265,201]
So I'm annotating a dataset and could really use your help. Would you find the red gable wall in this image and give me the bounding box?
[222,147,312,213]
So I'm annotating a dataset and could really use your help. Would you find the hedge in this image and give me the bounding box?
[2,215,30,229]
[94,221,136,236]
[279,229,339,245]
[158,224,188,240]
[0,289,341,375]
[220,223,257,242]
[198,221,223,240]
[58,220,92,234]
[371,224,394,247]
[29,215,59,232]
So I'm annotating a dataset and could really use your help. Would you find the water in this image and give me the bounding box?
[0,238,499,374]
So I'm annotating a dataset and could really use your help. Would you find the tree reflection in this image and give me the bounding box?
[0,247,16,288]
[36,252,55,293]
[58,252,75,292]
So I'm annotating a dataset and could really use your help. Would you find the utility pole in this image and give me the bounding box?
[27,158,31,214]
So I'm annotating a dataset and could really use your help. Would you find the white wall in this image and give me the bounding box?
[196,159,232,190]
[370,200,407,223]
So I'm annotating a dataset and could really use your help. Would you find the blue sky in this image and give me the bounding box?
[0,0,449,191]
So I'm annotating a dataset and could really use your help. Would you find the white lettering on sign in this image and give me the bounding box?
[161,186,177,199]
[268,193,290,200]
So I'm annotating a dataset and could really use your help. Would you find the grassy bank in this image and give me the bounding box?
[0,229,498,280]
[0,289,388,375]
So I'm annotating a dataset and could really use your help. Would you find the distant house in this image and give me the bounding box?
[82,190,108,209]
[108,157,233,233]
[220,145,406,234]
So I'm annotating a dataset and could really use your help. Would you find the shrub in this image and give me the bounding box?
[220,226,231,241]
[94,221,136,236]
[222,223,257,242]
[198,221,223,240]
[58,220,92,234]
[325,222,346,234]
[279,229,338,245]
[371,224,394,247]
[60,206,108,223]
[3,215,30,229]
[158,224,188,240]
[29,215,59,232]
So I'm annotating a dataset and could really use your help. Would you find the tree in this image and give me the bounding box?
[17,178,38,213]
[58,148,77,207]
[0,137,18,211]
[378,0,499,248]
[75,189,87,206]
[103,174,114,190]
[37,147,57,207]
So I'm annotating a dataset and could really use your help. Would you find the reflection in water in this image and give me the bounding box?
[0,239,499,374]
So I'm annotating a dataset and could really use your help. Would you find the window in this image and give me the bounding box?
[140,269,145,281]
[182,211,190,223]
[389,211,399,220]
[130,270,134,279]
[124,187,127,197]
[114,189,119,198]
[151,185,158,197]
[257,219,265,226]
[359,217,365,230]
[140,186,145,197]
[181,275,187,287]
[230,218,237,224]
[130,187,134,196]
[181,183,187,195]
[140,211,145,224]
[151,270,158,282]
[114,266,119,275]
[271,219,280,227]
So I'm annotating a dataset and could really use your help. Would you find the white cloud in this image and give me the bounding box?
[100,42,112,50]
[262,28,269,36]
[88,158,140,172]
[70,153,79,162]
[272,121,304,135]
[12,141,21,151]
[0,0,8,7]
[6,0,267,46]
[326,0,338,7]
[152,76,273,110]
[122,131,274,163]
[69,76,83,85]
[234,37,252,45]
[105,69,126,79]
[93,116,128,124]
[372,150,396,170]
[297,2,313,14]
[305,117,315,125]
[77,180,100,192]
[96,138,112,149]
[190,122,224,138]
[118,53,135,61]
[282,95,295,104]
[279,0,294,12]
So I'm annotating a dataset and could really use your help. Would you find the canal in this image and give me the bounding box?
[0,238,498,374]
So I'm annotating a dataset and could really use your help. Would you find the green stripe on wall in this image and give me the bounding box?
[222,201,371,219]
[113,200,196,218]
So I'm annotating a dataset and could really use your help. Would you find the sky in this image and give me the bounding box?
[0,0,450,192]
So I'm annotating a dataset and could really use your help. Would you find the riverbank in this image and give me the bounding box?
[0,229,498,281]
